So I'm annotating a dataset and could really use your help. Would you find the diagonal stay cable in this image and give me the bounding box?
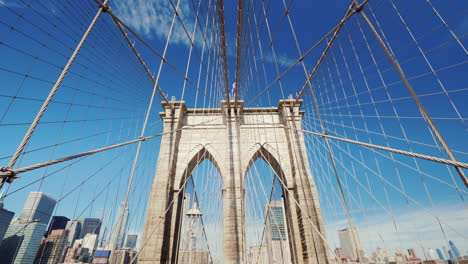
[291,1,369,109]
[283,126,468,170]
[104,9,216,105]
[0,117,223,181]
[354,0,468,188]
[109,13,170,106]
[246,1,365,106]
[0,0,111,189]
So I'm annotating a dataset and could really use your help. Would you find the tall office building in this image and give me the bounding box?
[46,216,69,236]
[66,220,82,246]
[125,234,138,249]
[37,229,69,263]
[0,191,56,264]
[436,248,445,260]
[110,202,128,248]
[0,219,48,264]
[448,249,454,259]
[265,200,291,264]
[338,226,362,260]
[449,240,460,259]
[0,196,14,240]
[78,218,101,239]
[19,192,56,224]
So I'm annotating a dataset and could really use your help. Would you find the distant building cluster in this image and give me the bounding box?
[334,224,467,264]
[0,192,138,264]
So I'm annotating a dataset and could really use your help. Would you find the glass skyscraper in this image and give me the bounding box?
[125,234,138,249]
[436,248,445,260]
[267,202,287,240]
[0,219,48,264]
[449,240,460,259]
[265,200,291,264]
[0,191,56,264]
[78,218,101,239]
[19,192,57,224]
[0,197,14,240]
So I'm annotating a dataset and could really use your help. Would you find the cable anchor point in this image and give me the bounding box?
[0,167,20,184]
[97,2,111,13]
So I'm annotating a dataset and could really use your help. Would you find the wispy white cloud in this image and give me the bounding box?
[113,0,196,46]
[267,52,296,68]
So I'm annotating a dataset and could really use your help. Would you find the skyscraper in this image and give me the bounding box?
[265,200,291,264]
[436,248,445,260]
[125,234,138,249]
[37,229,69,264]
[19,192,57,224]
[66,220,82,246]
[0,196,14,240]
[449,240,460,259]
[0,191,56,264]
[78,218,101,239]
[0,219,48,264]
[338,226,362,260]
[46,216,69,237]
[448,249,454,259]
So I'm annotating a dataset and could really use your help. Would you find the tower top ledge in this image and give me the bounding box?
[159,98,304,117]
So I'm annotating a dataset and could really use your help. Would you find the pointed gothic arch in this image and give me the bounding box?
[244,144,286,184]
[177,145,223,189]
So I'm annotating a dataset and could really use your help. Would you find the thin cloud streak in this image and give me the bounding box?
[113,0,196,46]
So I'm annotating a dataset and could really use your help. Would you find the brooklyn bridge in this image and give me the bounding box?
[0,0,466,263]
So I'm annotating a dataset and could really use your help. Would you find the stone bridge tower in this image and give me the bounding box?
[139,99,329,264]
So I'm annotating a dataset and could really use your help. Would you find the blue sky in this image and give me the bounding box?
[0,0,467,260]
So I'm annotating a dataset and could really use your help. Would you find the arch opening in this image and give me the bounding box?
[175,148,223,264]
[244,154,292,264]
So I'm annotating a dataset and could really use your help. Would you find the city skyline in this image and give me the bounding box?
[0,191,138,263]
